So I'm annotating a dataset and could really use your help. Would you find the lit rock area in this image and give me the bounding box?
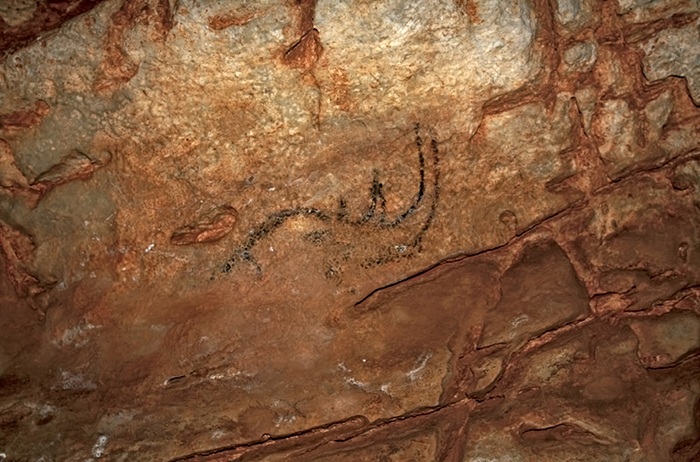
[0,0,699,460]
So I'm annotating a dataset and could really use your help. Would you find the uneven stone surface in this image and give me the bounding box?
[0,0,699,461]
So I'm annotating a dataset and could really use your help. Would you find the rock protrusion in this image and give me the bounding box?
[170,205,239,245]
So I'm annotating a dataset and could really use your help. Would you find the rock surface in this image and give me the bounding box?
[0,0,699,461]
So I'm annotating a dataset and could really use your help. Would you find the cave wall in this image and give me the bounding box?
[1,0,700,460]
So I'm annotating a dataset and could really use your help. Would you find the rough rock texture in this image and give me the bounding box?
[0,0,699,460]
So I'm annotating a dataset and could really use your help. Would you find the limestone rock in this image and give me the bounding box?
[618,0,700,23]
[0,139,30,190]
[0,219,39,298]
[562,40,598,74]
[0,100,50,130]
[0,0,699,460]
[642,18,700,104]
[170,205,239,245]
[479,240,589,348]
[630,310,700,367]
[555,0,597,33]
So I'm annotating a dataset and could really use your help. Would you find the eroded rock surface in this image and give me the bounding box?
[0,0,699,461]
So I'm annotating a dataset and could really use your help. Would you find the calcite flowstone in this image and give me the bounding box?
[0,0,699,461]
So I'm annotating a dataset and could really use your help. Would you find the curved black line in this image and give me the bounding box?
[221,208,331,273]
[410,138,441,249]
[376,122,426,228]
[360,136,441,268]
[219,123,440,275]
[360,170,383,224]
[241,208,332,252]
[343,122,426,228]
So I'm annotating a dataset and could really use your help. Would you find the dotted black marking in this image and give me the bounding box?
[303,230,332,245]
[218,122,441,276]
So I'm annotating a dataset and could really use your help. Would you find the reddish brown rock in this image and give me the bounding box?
[0,100,50,131]
[94,0,174,93]
[478,240,590,348]
[208,12,260,31]
[170,205,239,245]
[0,0,101,53]
[0,220,39,298]
[282,29,324,70]
[32,149,111,195]
[0,0,698,461]
[0,139,30,190]
[630,309,700,368]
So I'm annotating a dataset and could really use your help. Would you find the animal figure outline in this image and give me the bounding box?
[220,123,441,275]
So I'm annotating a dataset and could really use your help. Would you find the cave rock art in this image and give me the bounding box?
[0,0,699,460]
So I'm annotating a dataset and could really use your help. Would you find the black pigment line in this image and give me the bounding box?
[360,135,441,268]
[219,123,440,275]
[377,123,427,228]
[221,208,331,273]
[409,137,441,250]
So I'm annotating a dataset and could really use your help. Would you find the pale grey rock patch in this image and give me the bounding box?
[592,90,694,177]
[672,158,700,192]
[617,0,699,22]
[0,0,36,26]
[556,0,582,24]
[0,1,117,175]
[641,19,700,104]
[643,90,673,143]
[563,40,598,73]
[0,0,542,198]
[555,0,596,33]
[592,99,639,176]
[57,370,97,390]
[574,86,597,135]
[315,0,540,137]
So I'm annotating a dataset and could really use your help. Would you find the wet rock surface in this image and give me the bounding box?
[0,0,699,461]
